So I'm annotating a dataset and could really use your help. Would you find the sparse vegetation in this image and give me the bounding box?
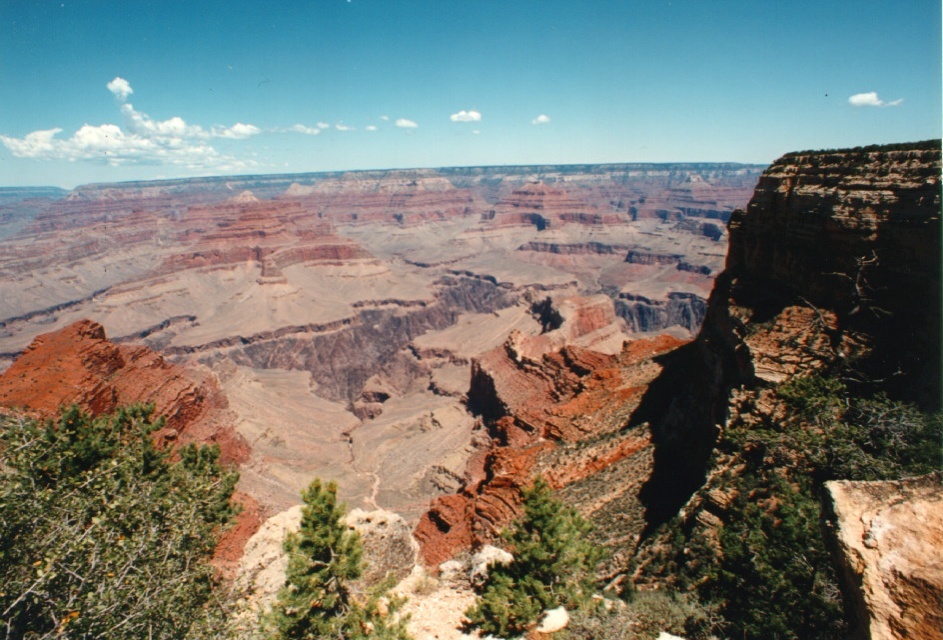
[266,478,411,640]
[0,405,238,639]
[638,373,942,639]
[558,590,720,640]
[465,478,604,637]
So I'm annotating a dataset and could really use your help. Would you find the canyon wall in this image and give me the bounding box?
[625,140,941,636]
[0,162,760,546]
[413,141,941,617]
[633,141,941,523]
[0,319,248,464]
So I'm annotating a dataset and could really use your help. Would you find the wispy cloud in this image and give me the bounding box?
[335,123,355,131]
[379,115,390,122]
[848,92,903,107]
[289,124,321,135]
[450,109,481,123]
[396,118,419,128]
[211,123,261,139]
[532,114,551,125]
[317,122,330,129]
[0,77,259,169]
[365,125,378,132]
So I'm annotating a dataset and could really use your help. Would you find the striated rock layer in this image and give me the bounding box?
[633,141,942,525]
[0,319,249,465]
[415,293,687,567]
[824,473,943,640]
[620,141,942,638]
[725,142,941,398]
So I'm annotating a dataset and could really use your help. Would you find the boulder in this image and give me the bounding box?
[536,606,570,633]
[825,472,943,640]
[469,545,514,587]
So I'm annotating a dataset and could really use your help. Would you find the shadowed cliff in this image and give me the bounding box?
[635,139,941,530]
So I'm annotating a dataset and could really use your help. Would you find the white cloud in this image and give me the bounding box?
[317,122,330,129]
[380,115,390,121]
[473,130,480,135]
[120,103,206,139]
[396,118,418,128]
[365,125,378,131]
[0,77,258,170]
[335,123,355,131]
[0,128,64,158]
[289,124,321,135]
[532,114,551,125]
[450,109,482,123]
[1,124,223,168]
[106,77,133,101]
[212,122,261,139]
[848,92,903,107]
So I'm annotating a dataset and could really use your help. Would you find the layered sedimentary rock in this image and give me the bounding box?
[0,319,248,464]
[283,174,479,227]
[487,183,620,229]
[630,141,942,524]
[0,187,67,239]
[415,142,941,610]
[159,194,374,277]
[0,162,760,532]
[615,291,707,334]
[724,143,941,397]
[620,141,942,637]
[415,293,687,566]
[825,473,943,640]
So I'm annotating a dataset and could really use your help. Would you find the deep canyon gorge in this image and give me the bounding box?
[1,143,939,639]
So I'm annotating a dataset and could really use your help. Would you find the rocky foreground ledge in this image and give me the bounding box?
[825,473,943,640]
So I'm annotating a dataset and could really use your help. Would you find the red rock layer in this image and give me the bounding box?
[283,176,479,227]
[160,197,374,275]
[487,183,624,229]
[415,332,686,565]
[0,319,249,465]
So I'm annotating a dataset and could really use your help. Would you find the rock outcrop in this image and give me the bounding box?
[724,142,941,399]
[416,296,687,565]
[824,473,943,640]
[233,505,419,614]
[634,141,942,525]
[0,319,248,463]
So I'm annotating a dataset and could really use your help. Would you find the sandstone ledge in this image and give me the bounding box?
[825,472,943,640]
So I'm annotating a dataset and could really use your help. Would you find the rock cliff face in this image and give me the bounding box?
[632,141,942,524]
[415,293,687,566]
[618,141,941,638]
[724,143,941,398]
[414,143,941,633]
[824,473,943,640]
[0,319,248,464]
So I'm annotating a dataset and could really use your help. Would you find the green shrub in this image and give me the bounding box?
[465,478,604,637]
[557,590,720,640]
[266,478,410,640]
[0,405,238,639]
[704,472,845,640]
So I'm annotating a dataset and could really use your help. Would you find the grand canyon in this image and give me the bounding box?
[0,162,761,518]
[1,142,940,639]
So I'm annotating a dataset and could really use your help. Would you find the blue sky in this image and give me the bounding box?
[1,0,939,188]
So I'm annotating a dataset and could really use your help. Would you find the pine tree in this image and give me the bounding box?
[267,479,411,640]
[465,478,603,637]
